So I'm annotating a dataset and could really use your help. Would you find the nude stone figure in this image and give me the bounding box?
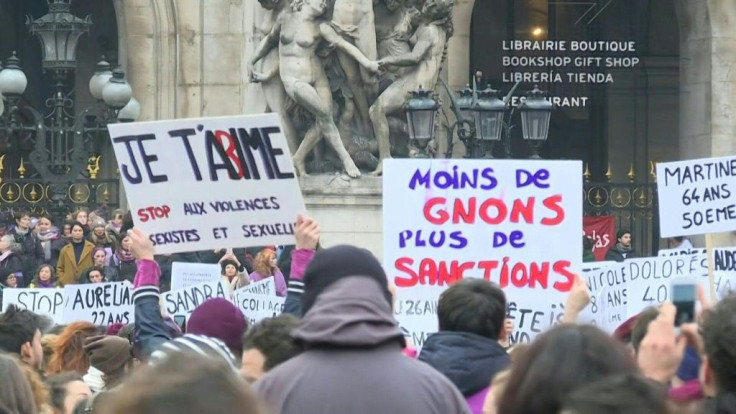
[249,0,379,178]
[369,0,454,175]
[251,0,299,154]
[374,0,414,89]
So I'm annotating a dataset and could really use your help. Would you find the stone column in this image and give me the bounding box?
[675,0,736,246]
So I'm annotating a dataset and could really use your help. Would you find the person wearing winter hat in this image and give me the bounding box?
[83,335,133,392]
[88,220,113,249]
[219,253,249,291]
[149,334,238,372]
[187,298,248,358]
[253,244,470,414]
[124,227,243,364]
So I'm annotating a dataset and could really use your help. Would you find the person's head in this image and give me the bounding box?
[497,324,637,414]
[92,221,106,238]
[63,221,73,238]
[37,215,53,233]
[0,353,37,414]
[186,299,248,358]
[84,335,133,389]
[73,208,88,227]
[241,314,300,383]
[69,222,85,243]
[437,278,507,340]
[0,305,48,370]
[630,307,660,354]
[0,234,21,253]
[221,259,239,278]
[100,351,263,414]
[92,248,107,267]
[111,209,124,228]
[46,372,92,414]
[46,321,100,376]
[421,0,453,21]
[561,373,668,414]
[17,355,50,412]
[34,264,56,285]
[119,235,131,251]
[86,267,105,284]
[701,293,736,394]
[42,334,59,369]
[14,211,31,231]
[253,248,278,276]
[3,273,18,288]
[301,245,393,316]
[617,230,632,247]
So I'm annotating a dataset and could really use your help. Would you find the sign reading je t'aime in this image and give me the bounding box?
[656,156,736,237]
[107,114,306,254]
[383,159,582,347]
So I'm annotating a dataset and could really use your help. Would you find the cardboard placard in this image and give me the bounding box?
[161,280,231,318]
[383,159,583,347]
[107,114,306,254]
[62,282,134,325]
[170,262,222,291]
[233,290,285,326]
[2,289,65,324]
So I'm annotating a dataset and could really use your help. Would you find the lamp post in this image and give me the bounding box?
[0,0,137,222]
[404,86,440,158]
[518,85,554,159]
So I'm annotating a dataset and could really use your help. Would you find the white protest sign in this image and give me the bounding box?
[579,262,628,333]
[658,247,707,257]
[384,159,583,347]
[107,114,307,254]
[233,290,285,325]
[63,282,133,325]
[2,289,65,324]
[656,156,736,237]
[170,262,221,291]
[162,280,231,318]
[235,277,275,296]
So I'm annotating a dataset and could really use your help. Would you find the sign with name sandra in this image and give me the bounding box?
[383,159,582,347]
[170,262,222,291]
[107,114,307,254]
[162,280,231,318]
[235,277,276,296]
[656,156,736,237]
[63,282,133,325]
[234,290,285,326]
[2,289,65,324]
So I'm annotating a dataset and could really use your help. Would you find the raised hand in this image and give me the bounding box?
[295,214,320,251]
[127,228,155,261]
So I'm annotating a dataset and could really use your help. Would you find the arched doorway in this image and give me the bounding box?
[467,0,680,254]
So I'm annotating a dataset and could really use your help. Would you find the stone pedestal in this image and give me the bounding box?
[300,175,384,261]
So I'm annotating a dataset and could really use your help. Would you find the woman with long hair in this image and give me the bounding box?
[111,234,136,283]
[46,322,101,376]
[46,372,92,414]
[249,248,287,297]
[56,222,95,287]
[36,215,65,266]
[72,208,90,233]
[0,234,24,287]
[0,353,37,414]
[220,253,250,291]
[29,264,58,288]
[90,247,118,282]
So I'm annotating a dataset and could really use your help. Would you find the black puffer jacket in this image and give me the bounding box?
[418,331,511,396]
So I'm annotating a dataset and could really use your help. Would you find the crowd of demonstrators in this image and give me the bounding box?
[2,213,736,413]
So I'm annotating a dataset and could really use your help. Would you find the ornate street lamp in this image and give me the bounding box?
[474,85,506,158]
[405,86,439,158]
[518,84,554,159]
[0,0,137,222]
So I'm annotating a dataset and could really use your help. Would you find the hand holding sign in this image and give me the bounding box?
[295,214,320,251]
[128,228,155,261]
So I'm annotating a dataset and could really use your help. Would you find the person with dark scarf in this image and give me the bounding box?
[36,215,65,267]
[605,229,638,262]
[56,222,95,286]
[29,264,58,288]
[112,234,137,283]
[0,234,23,287]
[89,219,115,249]
[8,211,44,287]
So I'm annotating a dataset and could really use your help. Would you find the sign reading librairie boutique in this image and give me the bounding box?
[501,40,640,108]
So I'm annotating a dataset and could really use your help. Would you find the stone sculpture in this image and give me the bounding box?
[249,0,455,177]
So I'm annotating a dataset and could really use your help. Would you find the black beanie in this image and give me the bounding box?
[220,259,240,275]
[301,245,392,316]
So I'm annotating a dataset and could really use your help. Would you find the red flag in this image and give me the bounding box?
[584,216,616,261]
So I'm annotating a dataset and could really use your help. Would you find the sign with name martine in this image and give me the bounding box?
[656,156,736,237]
[384,159,582,347]
[107,114,307,254]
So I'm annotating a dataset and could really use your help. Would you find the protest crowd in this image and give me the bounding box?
[0,203,732,414]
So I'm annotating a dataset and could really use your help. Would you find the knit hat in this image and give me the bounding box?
[92,219,106,229]
[149,334,237,371]
[301,245,392,316]
[105,323,125,336]
[84,335,132,374]
[186,298,247,355]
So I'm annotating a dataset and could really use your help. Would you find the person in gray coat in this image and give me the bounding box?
[252,245,470,414]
